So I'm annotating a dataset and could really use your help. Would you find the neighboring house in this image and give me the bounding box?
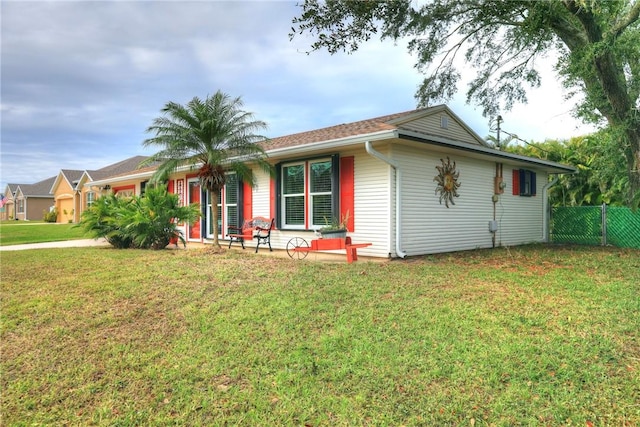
[51,169,85,223]
[1,184,19,220]
[5,177,56,221]
[50,156,149,223]
[88,105,576,258]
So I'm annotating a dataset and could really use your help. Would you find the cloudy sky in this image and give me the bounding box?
[1,0,595,191]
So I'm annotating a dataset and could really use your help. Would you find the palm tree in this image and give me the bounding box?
[142,90,272,249]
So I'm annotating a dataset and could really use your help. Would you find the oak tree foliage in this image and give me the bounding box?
[291,0,640,206]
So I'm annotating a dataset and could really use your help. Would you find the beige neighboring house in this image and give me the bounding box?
[1,184,19,221]
[50,156,149,223]
[2,177,56,221]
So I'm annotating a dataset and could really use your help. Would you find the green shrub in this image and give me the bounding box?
[77,185,200,249]
[42,208,57,223]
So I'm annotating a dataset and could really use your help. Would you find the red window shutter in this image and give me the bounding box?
[340,156,355,232]
[512,169,520,195]
[243,181,252,221]
[270,178,276,227]
[167,180,174,193]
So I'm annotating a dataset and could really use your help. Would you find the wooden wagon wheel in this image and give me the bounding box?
[286,237,309,260]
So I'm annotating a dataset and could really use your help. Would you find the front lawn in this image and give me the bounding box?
[1,245,638,425]
[0,222,89,246]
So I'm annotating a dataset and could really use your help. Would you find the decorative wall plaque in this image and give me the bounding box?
[434,157,460,208]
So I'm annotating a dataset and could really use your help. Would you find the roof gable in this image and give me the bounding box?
[388,105,489,147]
[51,169,84,193]
[4,184,19,198]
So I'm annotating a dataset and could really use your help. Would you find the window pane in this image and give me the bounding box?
[312,194,332,226]
[227,205,238,228]
[310,161,332,193]
[285,196,305,225]
[283,165,304,195]
[226,174,238,204]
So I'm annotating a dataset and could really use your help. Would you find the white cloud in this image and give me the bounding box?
[0,0,597,190]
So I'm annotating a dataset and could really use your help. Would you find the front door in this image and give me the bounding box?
[188,180,201,240]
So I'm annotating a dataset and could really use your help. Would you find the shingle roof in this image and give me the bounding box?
[5,184,20,196]
[96,164,159,181]
[16,176,56,197]
[88,155,149,180]
[90,110,430,182]
[262,109,421,151]
[60,170,85,186]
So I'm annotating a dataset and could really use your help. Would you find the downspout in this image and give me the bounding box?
[365,141,407,258]
[542,176,558,243]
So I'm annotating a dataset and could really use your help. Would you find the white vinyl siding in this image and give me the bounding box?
[350,149,393,258]
[392,144,547,255]
[393,145,495,255]
[496,170,546,246]
[252,169,271,216]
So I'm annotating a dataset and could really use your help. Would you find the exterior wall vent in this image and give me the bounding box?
[440,116,449,129]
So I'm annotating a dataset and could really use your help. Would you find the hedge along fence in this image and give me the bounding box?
[551,204,640,249]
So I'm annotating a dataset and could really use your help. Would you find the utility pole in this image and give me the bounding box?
[496,115,503,150]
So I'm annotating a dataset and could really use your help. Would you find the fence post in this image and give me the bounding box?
[601,203,607,246]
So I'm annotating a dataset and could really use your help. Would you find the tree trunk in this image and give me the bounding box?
[210,189,221,248]
[625,125,640,205]
[554,2,640,206]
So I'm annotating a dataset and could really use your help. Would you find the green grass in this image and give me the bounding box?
[0,222,89,246]
[2,245,639,426]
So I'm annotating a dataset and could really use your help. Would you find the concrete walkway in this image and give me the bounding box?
[0,238,110,251]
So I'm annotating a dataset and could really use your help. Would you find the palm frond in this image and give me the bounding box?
[142,90,274,247]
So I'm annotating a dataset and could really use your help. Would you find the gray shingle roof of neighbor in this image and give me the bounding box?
[88,155,150,180]
[60,170,85,186]
[5,184,20,196]
[16,176,57,197]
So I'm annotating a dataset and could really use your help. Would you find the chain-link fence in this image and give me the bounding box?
[551,205,640,249]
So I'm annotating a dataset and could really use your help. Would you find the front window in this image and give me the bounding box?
[282,163,305,227]
[86,192,95,208]
[17,199,25,213]
[113,185,135,198]
[211,173,239,237]
[281,158,334,229]
[224,173,239,231]
[310,160,333,226]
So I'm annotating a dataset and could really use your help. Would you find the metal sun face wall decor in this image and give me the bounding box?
[434,157,461,208]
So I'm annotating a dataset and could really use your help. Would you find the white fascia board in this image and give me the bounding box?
[86,171,155,188]
[85,165,197,188]
[398,129,577,174]
[265,129,398,159]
